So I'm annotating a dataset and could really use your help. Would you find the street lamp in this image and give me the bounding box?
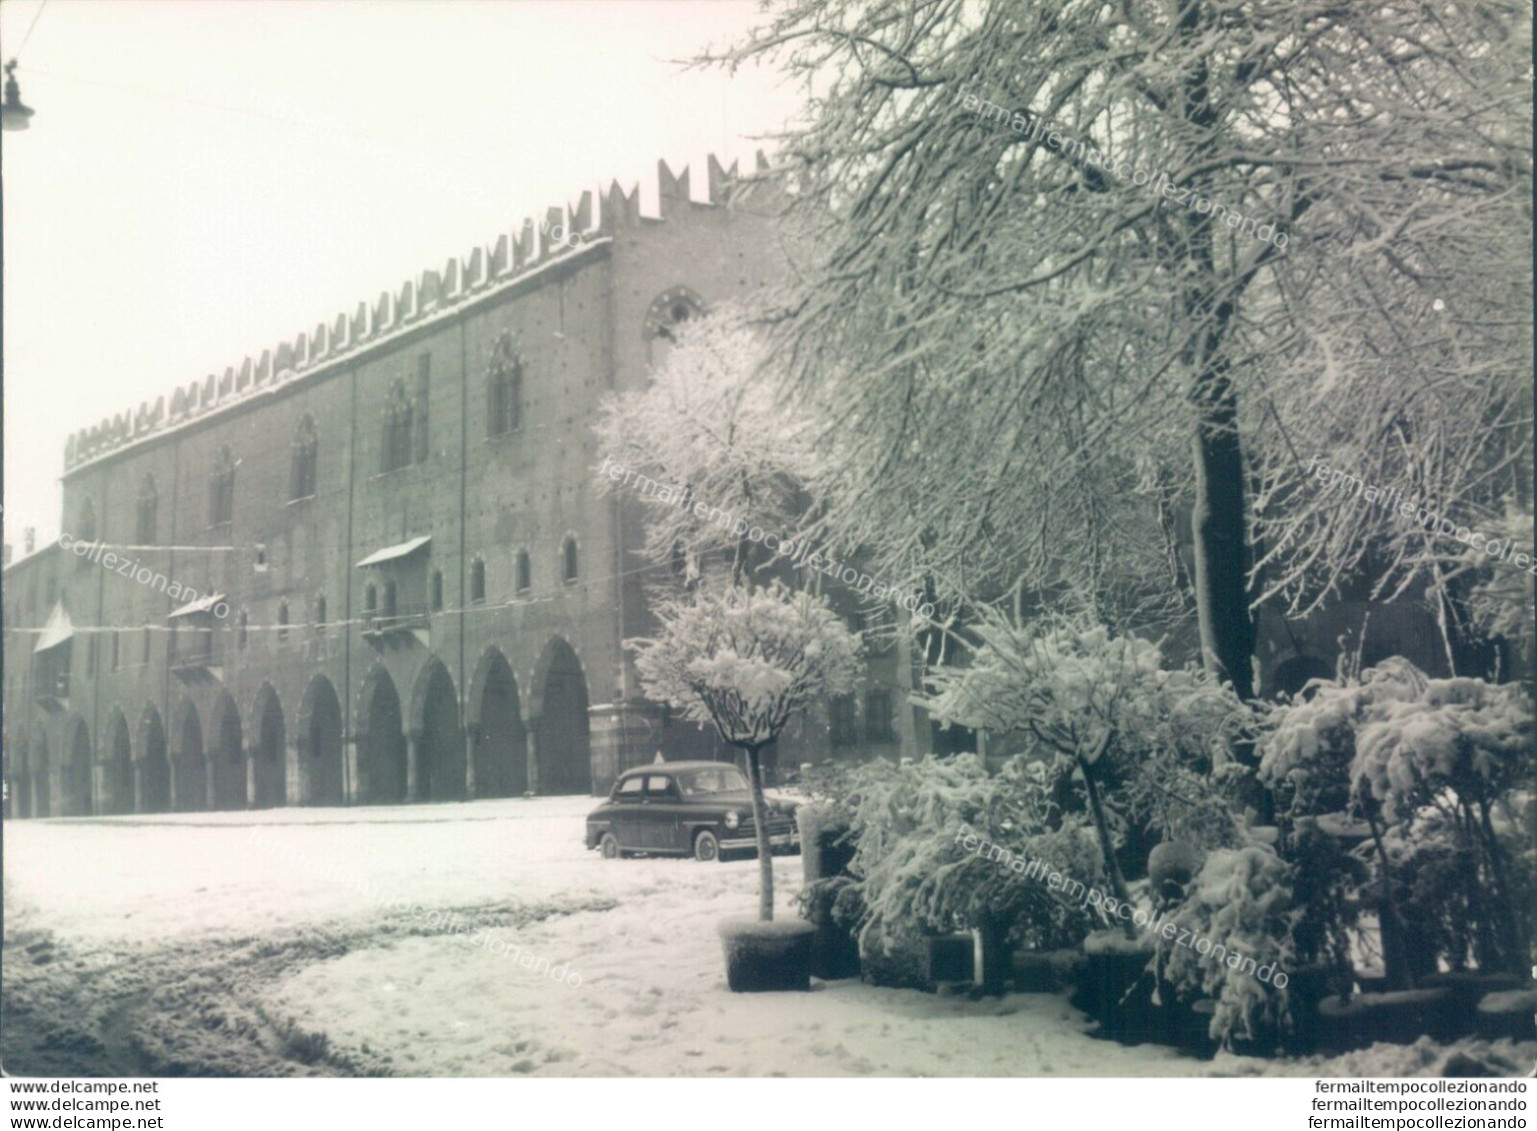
[2,60,35,131]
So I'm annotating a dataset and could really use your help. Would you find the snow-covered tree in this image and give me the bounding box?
[593,306,819,585]
[712,0,1531,704]
[1258,658,1534,979]
[924,611,1252,935]
[630,581,862,919]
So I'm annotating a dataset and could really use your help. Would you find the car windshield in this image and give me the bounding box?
[676,768,749,796]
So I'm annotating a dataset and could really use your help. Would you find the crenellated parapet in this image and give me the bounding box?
[63,151,778,473]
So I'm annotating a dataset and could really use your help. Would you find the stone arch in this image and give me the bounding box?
[103,708,134,815]
[408,657,464,802]
[467,646,527,798]
[136,706,171,813]
[209,691,247,811]
[62,716,93,816]
[530,636,592,795]
[297,674,344,806]
[250,683,287,809]
[356,665,406,805]
[171,697,206,812]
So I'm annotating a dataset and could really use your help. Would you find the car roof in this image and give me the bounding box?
[616,761,742,780]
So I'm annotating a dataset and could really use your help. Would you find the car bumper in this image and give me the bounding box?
[719,831,800,852]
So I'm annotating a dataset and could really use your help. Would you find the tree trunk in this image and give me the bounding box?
[1079,749,1136,941]
[1364,806,1414,990]
[1190,366,1256,707]
[744,744,774,922]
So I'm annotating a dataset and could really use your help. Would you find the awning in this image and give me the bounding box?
[355,535,431,569]
[168,593,226,620]
[33,602,73,654]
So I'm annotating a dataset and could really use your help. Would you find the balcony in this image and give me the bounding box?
[33,669,69,711]
[170,631,221,680]
[361,602,431,644]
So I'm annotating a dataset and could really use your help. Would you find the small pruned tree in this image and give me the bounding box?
[631,581,862,919]
[925,611,1253,938]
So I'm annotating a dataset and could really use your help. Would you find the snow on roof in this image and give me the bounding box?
[355,536,431,569]
[168,593,226,619]
[33,602,74,654]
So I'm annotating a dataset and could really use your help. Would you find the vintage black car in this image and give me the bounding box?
[584,761,800,862]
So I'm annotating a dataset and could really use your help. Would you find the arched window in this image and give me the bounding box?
[642,286,706,343]
[364,584,377,614]
[515,550,531,594]
[430,570,444,612]
[470,558,486,604]
[487,334,523,437]
[77,498,97,543]
[381,380,413,472]
[238,610,248,650]
[382,580,397,618]
[75,498,97,569]
[315,594,327,635]
[208,446,235,526]
[277,602,289,643]
[561,536,579,584]
[290,415,319,500]
[136,475,158,545]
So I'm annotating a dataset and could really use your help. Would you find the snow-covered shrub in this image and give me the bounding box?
[1154,846,1296,1048]
[831,754,1109,957]
[1258,658,1534,977]
[924,611,1253,926]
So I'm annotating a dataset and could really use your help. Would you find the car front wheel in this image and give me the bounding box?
[600,832,621,860]
[694,830,721,862]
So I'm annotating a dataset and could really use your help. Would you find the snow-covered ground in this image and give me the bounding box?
[4,799,1532,1077]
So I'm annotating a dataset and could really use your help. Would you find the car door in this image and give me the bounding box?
[608,775,645,850]
[640,773,686,852]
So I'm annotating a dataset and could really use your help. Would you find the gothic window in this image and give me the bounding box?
[381,381,413,473]
[829,696,858,747]
[414,354,431,464]
[238,610,248,650]
[487,334,523,437]
[75,498,97,570]
[136,475,158,545]
[430,570,444,612]
[208,446,235,526]
[561,536,579,584]
[515,550,531,594]
[77,498,97,543]
[277,602,289,644]
[364,584,377,614]
[315,595,327,636]
[382,580,398,619]
[470,558,486,604]
[865,689,894,742]
[290,415,319,500]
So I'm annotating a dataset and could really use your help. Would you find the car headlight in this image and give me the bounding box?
[724,810,741,829]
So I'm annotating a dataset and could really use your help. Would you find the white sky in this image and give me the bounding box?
[0,0,803,549]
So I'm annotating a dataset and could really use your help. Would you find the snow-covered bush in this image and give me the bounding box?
[630,580,861,920]
[1154,846,1296,1049]
[1463,501,1535,659]
[1258,658,1534,978]
[829,754,1110,958]
[924,611,1253,928]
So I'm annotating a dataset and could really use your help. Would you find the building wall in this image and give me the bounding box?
[4,157,930,817]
